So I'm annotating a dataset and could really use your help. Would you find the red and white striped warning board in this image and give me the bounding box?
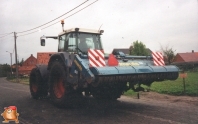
[152,52,165,66]
[88,49,106,67]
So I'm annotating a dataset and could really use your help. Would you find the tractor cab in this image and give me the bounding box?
[41,28,104,55]
[58,28,104,54]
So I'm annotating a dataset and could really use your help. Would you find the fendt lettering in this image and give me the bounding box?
[119,62,139,66]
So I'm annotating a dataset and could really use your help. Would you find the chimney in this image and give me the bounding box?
[192,50,194,53]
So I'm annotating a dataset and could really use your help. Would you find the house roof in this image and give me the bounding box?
[195,52,198,57]
[37,52,56,65]
[173,52,198,64]
[22,54,37,66]
[18,66,35,71]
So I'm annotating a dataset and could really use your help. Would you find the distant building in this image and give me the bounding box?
[173,52,198,64]
[37,52,55,65]
[18,54,37,76]
[172,50,198,69]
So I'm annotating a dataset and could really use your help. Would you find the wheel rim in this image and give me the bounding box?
[54,78,65,98]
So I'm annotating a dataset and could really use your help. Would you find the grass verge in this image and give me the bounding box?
[124,72,198,96]
[7,77,29,85]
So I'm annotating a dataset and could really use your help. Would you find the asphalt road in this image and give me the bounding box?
[0,77,198,124]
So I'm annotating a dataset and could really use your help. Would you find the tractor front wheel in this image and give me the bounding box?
[29,68,48,99]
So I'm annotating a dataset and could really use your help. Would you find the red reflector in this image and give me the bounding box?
[108,54,118,66]
[95,56,99,60]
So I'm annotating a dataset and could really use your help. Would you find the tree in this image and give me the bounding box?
[0,64,10,77]
[161,45,176,65]
[19,58,24,66]
[130,40,149,56]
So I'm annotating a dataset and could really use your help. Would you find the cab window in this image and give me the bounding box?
[66,33,78,52]
[58,35,66,52]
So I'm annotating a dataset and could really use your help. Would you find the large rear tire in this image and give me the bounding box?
[49,61,80,107]
[29,68,48,99]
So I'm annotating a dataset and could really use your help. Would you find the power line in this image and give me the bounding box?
[41,0,98,30]
[0,36,14,41]
[0,32,13,38]
[0,32,13,35]
[17,0,89,34]
[17,0,98,37]
[17,31,38,37]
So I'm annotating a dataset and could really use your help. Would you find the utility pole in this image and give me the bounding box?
[14,32,19,83]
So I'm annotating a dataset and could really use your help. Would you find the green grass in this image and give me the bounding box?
[20,78,30,84]
[7,77,29,85]
[124,72,198,96]
[150,72,198,96]
[124,89,137,96]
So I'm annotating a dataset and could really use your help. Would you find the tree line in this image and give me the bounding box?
[0,64,12,77]
[0,59,24,77]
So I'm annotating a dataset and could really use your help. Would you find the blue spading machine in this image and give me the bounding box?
[29,25,179,107]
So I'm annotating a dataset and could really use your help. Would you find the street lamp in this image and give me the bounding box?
[6,51,13,75]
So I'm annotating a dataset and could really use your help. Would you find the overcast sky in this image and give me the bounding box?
[0,0,198,64]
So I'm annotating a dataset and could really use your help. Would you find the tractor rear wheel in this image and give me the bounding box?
[49,61,77,107]
[29,68,48,99]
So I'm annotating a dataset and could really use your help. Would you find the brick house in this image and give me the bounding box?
[18,54,37,76]
[37,52,55,65]
[173,52,198,64]
[172,51,198,70]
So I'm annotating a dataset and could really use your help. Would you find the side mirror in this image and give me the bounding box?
[40,39,45,46]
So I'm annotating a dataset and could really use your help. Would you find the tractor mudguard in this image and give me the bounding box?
[35,64,48,81]
[47,52,76,70]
